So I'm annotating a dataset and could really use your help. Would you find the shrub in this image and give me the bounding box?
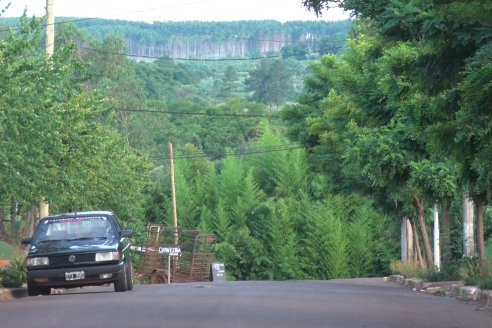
[478,276,492,290]
[462,256,483,285]
[0,256,26,288]
[418,260,462,282]
[389,260,422,278]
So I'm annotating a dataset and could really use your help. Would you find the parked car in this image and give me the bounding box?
[21,211,133,296]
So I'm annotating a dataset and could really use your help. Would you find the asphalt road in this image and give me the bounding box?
[1,278,491,328]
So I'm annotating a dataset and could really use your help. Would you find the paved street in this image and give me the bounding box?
[0,278,491,328]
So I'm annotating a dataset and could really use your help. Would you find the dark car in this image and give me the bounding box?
[21,211,134,296]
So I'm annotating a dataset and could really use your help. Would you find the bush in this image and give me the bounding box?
[419,260,462,282]
[389,260,422,278]
[0,255,26,288]
[462,256,483,285]
[478,276,492,290]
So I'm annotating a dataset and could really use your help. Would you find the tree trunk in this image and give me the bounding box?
[414,196,434,269]
[406,218,414,262]
[411,218,425,269]
[0,207,6,236]
[473,194,487,269]
[401,218,414,262]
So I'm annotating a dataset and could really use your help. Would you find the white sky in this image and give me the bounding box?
[2,0,350,23]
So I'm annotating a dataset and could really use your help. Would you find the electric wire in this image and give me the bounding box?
[151,144,304,161]
[1,14,346,46]
[80,45,344,62]
[115,108,279,118]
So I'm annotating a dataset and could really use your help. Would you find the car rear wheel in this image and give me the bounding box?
[114,263,128,292]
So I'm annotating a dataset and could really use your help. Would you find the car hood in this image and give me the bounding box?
[28,238,119,256]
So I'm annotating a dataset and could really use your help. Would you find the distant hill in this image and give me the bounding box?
[1,18,352,59]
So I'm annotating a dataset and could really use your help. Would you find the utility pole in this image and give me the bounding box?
[169,143,178,239]
[169,143,178,285]
[39,0,54,220]
[45,0,55,57]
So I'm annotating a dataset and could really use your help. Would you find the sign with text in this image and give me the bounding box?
[158,245,181,256]
[211,262,226,282]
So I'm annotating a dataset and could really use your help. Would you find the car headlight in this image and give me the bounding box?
[95,251,120,262]
[26,257,49,266]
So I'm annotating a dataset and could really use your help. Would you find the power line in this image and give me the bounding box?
[0,0,207,33]
[151,144,304,161]
[80,45,344,62]
[115,108,279,118]
[1,15,346,46]
[0,16,102,33]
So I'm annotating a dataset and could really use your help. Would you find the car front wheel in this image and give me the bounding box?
[114,263,128,292]
[126,261,134,291]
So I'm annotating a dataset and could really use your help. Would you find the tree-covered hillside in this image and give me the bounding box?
[72,19,352,58]
[3,0,491,285]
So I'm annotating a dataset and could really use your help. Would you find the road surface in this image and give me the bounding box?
[1,278,491,328]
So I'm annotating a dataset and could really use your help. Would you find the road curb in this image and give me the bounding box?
[0,287,27,301]
[387,275,491,309]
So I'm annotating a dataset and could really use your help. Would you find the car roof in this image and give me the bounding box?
[44,211,114,220]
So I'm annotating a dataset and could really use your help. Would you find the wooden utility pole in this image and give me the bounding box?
[169,143,179,284]
[169,143,178,233]
[39,0,55,220]
[46,0,55,57]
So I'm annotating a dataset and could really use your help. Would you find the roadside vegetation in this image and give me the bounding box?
[0,1,491,285]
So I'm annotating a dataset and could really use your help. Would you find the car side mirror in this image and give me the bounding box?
[21,237,32,245]
[121,230,132,238]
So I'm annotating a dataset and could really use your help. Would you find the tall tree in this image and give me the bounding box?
[245,60,294,108]
[0,15,149,224]
[297,0,492,268]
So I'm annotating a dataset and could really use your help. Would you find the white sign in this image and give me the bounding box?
[158,246,181,256]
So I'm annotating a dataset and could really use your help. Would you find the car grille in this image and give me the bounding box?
[49,253,96,267]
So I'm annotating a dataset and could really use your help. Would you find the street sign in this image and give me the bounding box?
[158,245,181,256]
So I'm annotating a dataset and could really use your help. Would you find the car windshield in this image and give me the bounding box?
[34,216,116,243]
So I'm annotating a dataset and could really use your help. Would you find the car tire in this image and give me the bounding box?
[150,271,168,284]
[126,261,134,291]
[114,263,128,292]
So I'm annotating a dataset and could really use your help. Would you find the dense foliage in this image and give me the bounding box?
[150,124,396,279]
[5,1,492,282]
[291,0,492,272]
[0,16,150,232]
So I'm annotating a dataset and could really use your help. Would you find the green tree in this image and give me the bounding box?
[269,199,302,280]
[245,60,294,108]
[216,65,240,100]
[295,0,492,269]
[304,199,349,279]
[0,16,149,225]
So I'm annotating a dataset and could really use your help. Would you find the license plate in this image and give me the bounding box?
[65,271,85,281]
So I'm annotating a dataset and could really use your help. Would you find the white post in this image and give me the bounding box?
[401,218,407,261]
[433,204,440,271]
[167,254,171,284]
[463,195,475,257]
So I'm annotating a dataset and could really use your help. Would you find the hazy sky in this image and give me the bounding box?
[2,0,350,23]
